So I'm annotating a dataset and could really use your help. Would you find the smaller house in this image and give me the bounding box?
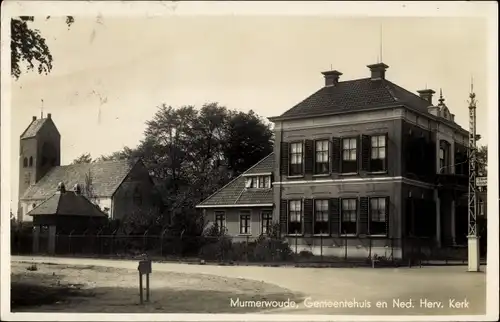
[196,153,275,240]
[28,182,108,254]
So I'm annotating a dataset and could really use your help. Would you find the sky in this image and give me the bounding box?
[6,13,492,213]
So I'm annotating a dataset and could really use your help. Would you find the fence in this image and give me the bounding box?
[10,231,474,266]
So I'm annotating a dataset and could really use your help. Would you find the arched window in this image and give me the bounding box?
[29,156,33,167]
[23,157,28,168]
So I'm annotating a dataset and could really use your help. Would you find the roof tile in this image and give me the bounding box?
[27,191,107,217]
[22,159,137,200]
[197,153,274,206]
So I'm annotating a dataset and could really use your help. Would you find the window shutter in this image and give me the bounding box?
[331,137,341,173]
[361,134,371,171]
[385,196,390,236]
[384,132,389,171]
[304,140,314,175]
[303,199,313,235]
[359,197,369,235]
[280,200,288,235]
[329,198,340,235]
[280,142,289,176]
[356,136,361,171]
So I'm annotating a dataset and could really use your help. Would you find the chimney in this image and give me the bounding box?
[417,89,436,105]
[73,183,81,195]
[367,63,389,80]
[32,116,37,121]
[47,113,52,119]
[56,182,66,194]
[321,70,343,86]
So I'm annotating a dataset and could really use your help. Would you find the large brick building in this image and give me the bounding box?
[197,62,475,260]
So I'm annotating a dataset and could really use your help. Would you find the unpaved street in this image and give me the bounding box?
[11,256,486,315]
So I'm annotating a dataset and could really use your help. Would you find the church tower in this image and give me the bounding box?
[18,113,61,214]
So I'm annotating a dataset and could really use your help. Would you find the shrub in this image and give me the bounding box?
[198,235,232,261]
[253,236,293,262]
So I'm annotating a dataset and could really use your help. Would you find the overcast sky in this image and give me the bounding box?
[6,7,493,212]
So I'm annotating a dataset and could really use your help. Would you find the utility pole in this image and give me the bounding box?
[467,80,480,272]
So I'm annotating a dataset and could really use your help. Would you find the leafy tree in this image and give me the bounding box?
[71,153,93,164]
[96,147,135,162]
[108,103,274,237]
[224,110,274,175]
[11,16,74,79]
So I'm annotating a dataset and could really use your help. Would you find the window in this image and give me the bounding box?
[369,198,387,235]
[29,156,33,167]
[342,138,357,173]
[261,211,273,235]
[288,200,302,234]
[258,176,271,188]
[370,135,386,171]
[341,199,357,235]
[315,140,330,174]
[215,211,226,233]
[314,200,329,235]
[289,142,304,176]
[439,147,445,173]
[245,177,257,188]
[239,212,251,234]
[439,141,450,174]
[245,176,271,189]
[23,157,28,168]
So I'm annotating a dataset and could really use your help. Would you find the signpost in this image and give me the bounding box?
[138,259,152,304]
[475,177,487,187]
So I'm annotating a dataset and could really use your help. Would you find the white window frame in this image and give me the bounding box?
[313,199,329,236]
[215,211,226,233]
[239,211,251,235]
[369,197,387,236]
[288,200,303,235]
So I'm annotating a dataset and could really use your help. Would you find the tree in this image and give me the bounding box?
[71,153,93,164]
[112,103,274,236]
[223,110,274,175]
[11,16,74,79]
[96,147,135,162]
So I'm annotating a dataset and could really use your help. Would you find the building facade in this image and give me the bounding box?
[198,62,477,260]
[17,114,163,224]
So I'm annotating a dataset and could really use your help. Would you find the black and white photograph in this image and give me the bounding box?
[1,1,498,321]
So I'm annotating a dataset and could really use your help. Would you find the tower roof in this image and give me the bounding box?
[20,114,58,139]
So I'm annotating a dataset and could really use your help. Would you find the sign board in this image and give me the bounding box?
[476,177,487,187]
[138,260,152,275]
[138,260,152,304]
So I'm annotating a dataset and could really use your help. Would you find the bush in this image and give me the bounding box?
[198,235,232,261]
[253,236,293,262]
[298,250,314,258]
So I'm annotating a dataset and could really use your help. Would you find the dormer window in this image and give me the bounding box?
[245,175,271,189]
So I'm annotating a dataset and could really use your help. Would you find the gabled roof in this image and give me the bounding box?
[22,159,138,200]
[20,118,60,139]
[271,78,431,120]
[27,190,107,217]
[196,153,274,208]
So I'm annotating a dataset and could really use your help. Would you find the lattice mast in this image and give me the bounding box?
[467,83,477,237]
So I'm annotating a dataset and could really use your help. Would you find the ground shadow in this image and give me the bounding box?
[13,285,304,313]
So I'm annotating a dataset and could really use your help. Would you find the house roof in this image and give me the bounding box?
[196,153,274,207]
[22,159,137,200]
[20,118,49,139]
[272,78,431,120]
[27,190,107,217]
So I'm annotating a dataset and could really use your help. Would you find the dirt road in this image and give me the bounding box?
[11,256,487,315]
